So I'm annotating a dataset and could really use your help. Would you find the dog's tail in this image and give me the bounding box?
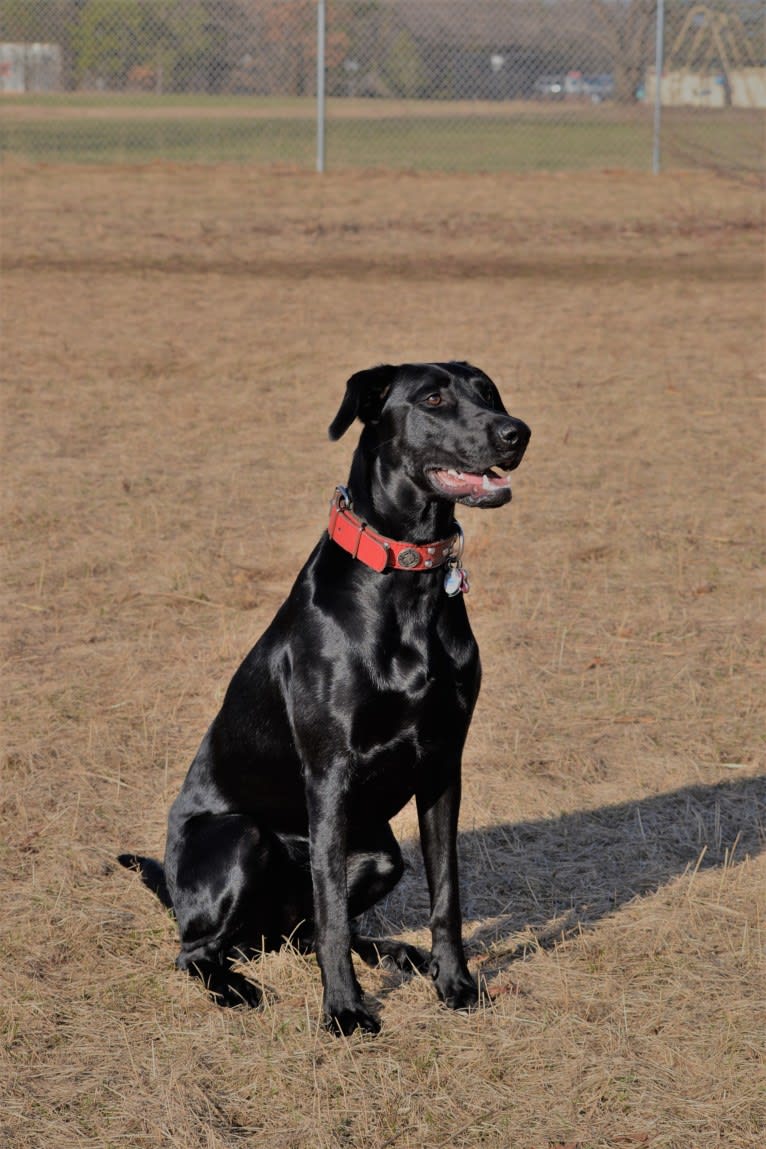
[117,853,173,910]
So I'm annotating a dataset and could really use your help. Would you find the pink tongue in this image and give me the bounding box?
[433,469,507,494]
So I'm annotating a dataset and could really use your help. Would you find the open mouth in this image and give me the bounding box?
[426,466,512,504]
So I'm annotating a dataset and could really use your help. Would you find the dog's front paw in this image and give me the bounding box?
[323,1001,381,1037]
[430,961,483,1012]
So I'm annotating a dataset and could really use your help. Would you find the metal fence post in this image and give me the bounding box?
[652,0,665,174]
[316,0,326,173]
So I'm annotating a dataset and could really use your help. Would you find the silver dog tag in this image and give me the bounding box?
[444,563,464,597]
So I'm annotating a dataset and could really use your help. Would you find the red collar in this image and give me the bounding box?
[328,486,458,573]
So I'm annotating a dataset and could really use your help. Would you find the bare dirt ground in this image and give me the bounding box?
[1,163,764,1148]
[0,96,658,121]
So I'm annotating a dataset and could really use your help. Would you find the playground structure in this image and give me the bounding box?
[646,5,765,108]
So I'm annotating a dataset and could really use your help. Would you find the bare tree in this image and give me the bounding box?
[581,0,657,102]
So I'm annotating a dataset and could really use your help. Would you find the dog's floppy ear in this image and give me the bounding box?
[328,364,398,441]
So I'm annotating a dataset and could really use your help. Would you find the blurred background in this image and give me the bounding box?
[1,0,763,175]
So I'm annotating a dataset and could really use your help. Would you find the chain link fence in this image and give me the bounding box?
[0,0,763,174]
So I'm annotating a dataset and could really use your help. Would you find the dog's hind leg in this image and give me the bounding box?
[168,813,296,1008]
[346,825,430,974]
[351,934,430,974]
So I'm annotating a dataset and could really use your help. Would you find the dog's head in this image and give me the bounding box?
[328,361,530,508]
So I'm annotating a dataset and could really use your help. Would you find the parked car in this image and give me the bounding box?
[581,73,614,103]
[533,74,565,99]
[533,72,614,102]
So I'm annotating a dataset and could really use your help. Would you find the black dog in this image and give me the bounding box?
[120,361,530,1035]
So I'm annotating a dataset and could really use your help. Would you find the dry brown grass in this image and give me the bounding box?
[1,163,764,1149]
[0,97,662,123]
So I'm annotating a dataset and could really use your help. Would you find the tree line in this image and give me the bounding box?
[1,0,761,101]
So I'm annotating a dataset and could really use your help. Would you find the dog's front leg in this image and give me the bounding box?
[307,772,380,1036]
[417,766,480,1011]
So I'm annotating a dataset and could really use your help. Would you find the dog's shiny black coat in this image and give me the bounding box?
[120,361,530,1035]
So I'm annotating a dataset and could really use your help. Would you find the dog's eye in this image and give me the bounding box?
[424,393,443,407]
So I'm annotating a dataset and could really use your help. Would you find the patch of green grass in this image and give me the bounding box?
[329,116,655,171]
[0,116,318,165]
[1,97,760,172]
[0,113,655,170]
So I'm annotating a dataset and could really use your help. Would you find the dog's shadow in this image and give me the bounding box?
[362,775,766,974]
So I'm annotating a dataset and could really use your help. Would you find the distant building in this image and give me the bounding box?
[0,43,62,93]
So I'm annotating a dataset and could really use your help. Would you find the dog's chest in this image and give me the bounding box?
[344,652,473,821]
[348,632,477,760]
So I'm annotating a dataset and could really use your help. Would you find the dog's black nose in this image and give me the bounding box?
[497,417,530,451]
